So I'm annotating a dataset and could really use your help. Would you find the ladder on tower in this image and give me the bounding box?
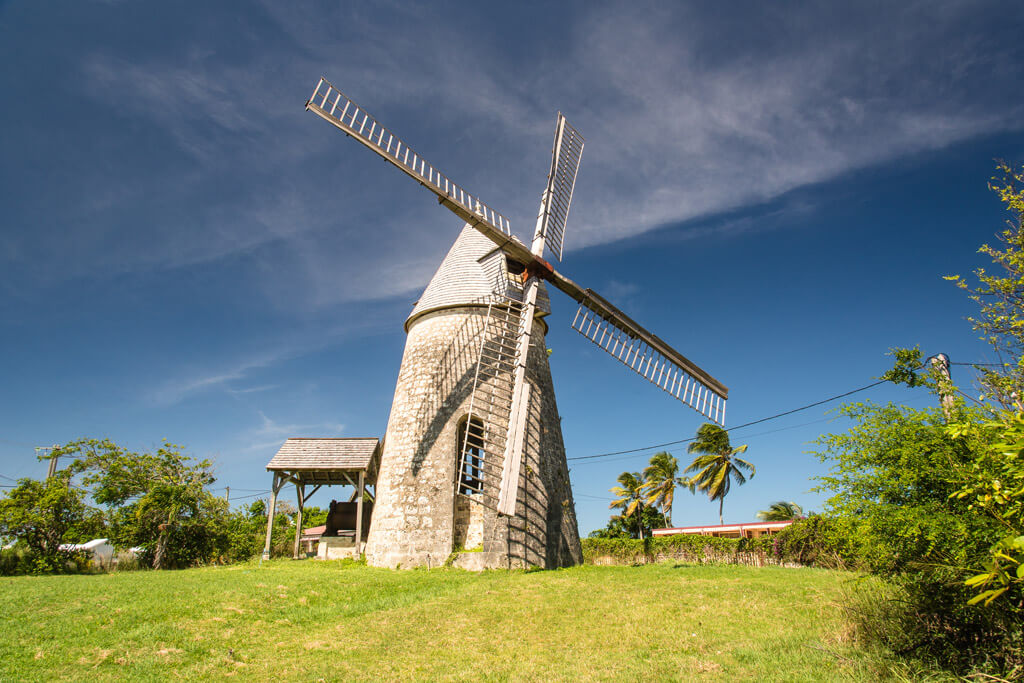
[457,296,526,507]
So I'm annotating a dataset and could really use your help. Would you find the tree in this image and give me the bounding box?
[804,162,1024,675]
[685,423,754,525]
[0,472,89,571]
[641,451,684,527]
[946,162,1024,409]
[62,438,223,569]
[813,400,1020,672]
[814,403,997,572]
[588,507,667,539]
[609,471,649,539]
[757,501,804,521]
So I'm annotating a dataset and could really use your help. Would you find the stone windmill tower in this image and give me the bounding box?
[366,227,578,569]
[305,79,730,569]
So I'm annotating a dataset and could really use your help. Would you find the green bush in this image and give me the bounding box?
[813,400,1023,676]
[843,569,1024,676]
[0,544,90,576]
[582,533,774,565]
[771,515,861,569]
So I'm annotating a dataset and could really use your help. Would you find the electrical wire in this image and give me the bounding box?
[950,361,1006,367]
[566,355,1005,464]
[228,490,271,501]
[567,378,889,462]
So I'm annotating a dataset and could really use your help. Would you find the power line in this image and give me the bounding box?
[566,355,1006,465]
[569,414,838,468]
[568,378,889,462]
[950,361,1006,367]
[229,490,271,501]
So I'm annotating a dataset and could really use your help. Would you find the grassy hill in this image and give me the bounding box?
[0,560,921,680]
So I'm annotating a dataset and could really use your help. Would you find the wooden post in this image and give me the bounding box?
[293,482,305,559]
[931,353,954,419]
[355,471,365,555]
[262,473,281,560]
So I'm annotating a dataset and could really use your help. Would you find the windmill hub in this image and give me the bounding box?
[523,257,555,283]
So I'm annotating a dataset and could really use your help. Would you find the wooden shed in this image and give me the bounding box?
[263,437,381,559]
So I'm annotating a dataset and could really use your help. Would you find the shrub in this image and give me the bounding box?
[842,570,1024,676]
[771,515,861,569]
[582,533,776,565]
[813,400,1024,675]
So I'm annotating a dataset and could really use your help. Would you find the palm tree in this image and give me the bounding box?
[757,501,803,521]
[685,423,755,525]
[642,451,683,527]
[609,471,647,539]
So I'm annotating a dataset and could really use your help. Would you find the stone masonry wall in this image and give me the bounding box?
[365,305,582,569]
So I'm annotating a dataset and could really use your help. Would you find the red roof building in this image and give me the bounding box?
[652,520,793,539]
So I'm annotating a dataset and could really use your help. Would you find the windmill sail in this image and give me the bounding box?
[570,291,728,424]
[306,79,516,241]
[535,114,584,261]
[306,75,731,516]
[494,113,585,516]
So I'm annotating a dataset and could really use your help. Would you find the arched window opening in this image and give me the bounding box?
[457,415,485,495]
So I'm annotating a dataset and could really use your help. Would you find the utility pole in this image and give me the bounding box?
[931,353,954,419]
[37,445,60,479]
[225,486,230,503]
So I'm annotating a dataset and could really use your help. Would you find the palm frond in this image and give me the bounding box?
[733,457,756,475]
[757,501,804,521]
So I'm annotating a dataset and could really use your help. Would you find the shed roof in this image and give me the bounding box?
[267,438,380,474]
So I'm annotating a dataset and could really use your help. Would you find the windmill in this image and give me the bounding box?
[305,78,729,568]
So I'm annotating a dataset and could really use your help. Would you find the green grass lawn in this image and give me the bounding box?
[0,560,916,681]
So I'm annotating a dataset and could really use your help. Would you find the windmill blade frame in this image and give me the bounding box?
[536,262,730,424]
[306,79,532,259]
[570,299,728,425]
[306,75,730,518]
[494,112,585,516]
[534,114,584,262]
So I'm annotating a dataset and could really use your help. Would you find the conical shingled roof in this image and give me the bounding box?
[406,224,550,330]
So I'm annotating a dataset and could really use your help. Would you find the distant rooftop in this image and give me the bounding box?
[652,520,794,538]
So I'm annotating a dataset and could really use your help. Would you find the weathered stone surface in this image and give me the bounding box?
[365,226,582,570]
[365,305,582,570]
[452,551,505,571]
[317,537,357,560]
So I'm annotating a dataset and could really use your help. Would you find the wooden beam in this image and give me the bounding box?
[293,482,305,559]
[262,473,283,560]
[355,470,365,556]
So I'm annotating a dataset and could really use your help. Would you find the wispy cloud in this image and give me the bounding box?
[226,384,278,396]
[148,295,404,406]
[6,1,1022,317]
[151,349,297,406]
[555,2,1024,250]
[239,410,345,453]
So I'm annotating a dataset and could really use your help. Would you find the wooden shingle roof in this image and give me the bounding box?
[406,225,550,330]
[267,438,380,473]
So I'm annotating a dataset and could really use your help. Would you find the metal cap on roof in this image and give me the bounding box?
[405,225,550,331]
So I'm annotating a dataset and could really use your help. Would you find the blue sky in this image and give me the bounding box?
[3,1,1024,534]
